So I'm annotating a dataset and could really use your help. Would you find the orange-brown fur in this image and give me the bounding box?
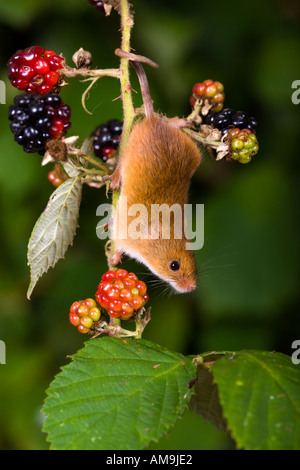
[112,114,202,293]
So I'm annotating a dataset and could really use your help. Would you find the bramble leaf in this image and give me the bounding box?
[27,175,82,299]
[191,350,300,450]
[43,337,195,450]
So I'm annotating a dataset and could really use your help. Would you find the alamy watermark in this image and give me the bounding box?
[96,197,204,250]
[291,340,300,365]
[291,80,300,105]
[0,340,6,364]
[0,80,6,104]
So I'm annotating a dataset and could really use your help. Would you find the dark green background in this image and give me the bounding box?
[0,0,299,450]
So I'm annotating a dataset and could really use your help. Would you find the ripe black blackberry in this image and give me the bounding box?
[8,92,71,155]
[91,119,123,161]
[205,108,257,135]
[87,0,105,12]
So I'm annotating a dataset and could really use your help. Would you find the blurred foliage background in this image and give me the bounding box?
[0,0,300,450]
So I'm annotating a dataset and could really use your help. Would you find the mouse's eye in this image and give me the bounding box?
[170,260,180,271]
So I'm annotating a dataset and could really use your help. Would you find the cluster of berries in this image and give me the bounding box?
[96,269,149,320]
[190,79,259,163]
[69,269,149,334]
[8,46,63,95]
[226,128,259,164]
[87,0,105,11]
[205,108,257,136]
[8,47,71,155]
[205,108,258,163]
[91,119,123,161]
[8,92,71,154]
[69,298,101,334]
[190,79,225,113]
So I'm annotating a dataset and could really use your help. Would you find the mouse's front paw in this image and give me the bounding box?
[110,250,123,267]
[103,163,122,190]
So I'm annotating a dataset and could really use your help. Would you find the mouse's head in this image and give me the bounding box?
[131,237,198,293]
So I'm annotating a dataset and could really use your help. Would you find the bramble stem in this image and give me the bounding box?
[117,0,135,160]
[78,153,112,172]
[62,66,120,79]
[183,128,222,148]
[186,104,202,122]
[110,316,121,328]
[107,0,136,268]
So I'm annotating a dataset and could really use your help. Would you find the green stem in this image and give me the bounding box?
[81,168,107,176]
[183,128,222,148]
[186,104,202,122]
[108,0,136,267]
[117,0,136,160]
[79,153,112,172]
[62,66,120,79]
[110,316,121,328]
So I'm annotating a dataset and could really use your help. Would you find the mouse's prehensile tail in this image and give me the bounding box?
[115,48,159,118]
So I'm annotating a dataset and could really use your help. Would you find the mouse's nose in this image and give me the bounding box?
[186,285,195,292]
[177,278,196,292]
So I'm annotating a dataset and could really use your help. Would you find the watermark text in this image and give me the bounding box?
[0,340,6,364]
[291,80,300,105]
[291,340,300,365]
[96,197,204,250]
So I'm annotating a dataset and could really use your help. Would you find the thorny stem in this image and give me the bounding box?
[103,0,136,333]
[117,0,135,160]
[108,0,135,271]
[62,65,120,79]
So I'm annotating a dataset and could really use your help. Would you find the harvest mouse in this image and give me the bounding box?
[108,49,202,293]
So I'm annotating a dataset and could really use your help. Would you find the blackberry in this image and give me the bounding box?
[69,298,101,334]
[91,119,123,161]
[8,92,71,155]
[191,79,225,112]
[87,0,105,11]
[8,46,63,94]
[96,269,149,321]
[227,128,259,164]
[206,108,257,135]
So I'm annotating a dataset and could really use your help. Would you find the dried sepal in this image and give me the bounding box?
[103,0,120,16]
[215,142,230,161]
[82,175,105,189]
[72,48,92,69]
[41,136,80,166]
[200,124,222,143]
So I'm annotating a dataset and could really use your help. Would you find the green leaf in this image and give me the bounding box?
[42,337,195,450]
[189,353,227,432]
[209,351,300,450]
[27,176,82,299]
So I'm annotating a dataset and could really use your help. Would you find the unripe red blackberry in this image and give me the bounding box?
[8,92,71,155]
[227,128,259,164]
[191,79,225,112]
[48,164,68,188]
[8,46,63,94]
[91,119,123,161]
[69,298,101,334]
[95,269,149,320]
